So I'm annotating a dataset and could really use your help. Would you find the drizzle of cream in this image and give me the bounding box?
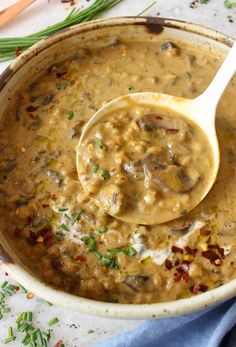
[132,220,205,265]
[51,200,83,245]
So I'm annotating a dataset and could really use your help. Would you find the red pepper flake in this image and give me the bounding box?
[189,284,199,295]
[54,340,64,347]
[173,273,181,282]
[102,266,109,273]
[42,204,49,208]
[202,250,219,263]
[39,226,52,236]
[52,194,57,201]
[154,115,163,120]
[26,292,34,300]
[15,286,20,291]
[74,255,86,261]
[199,227,211,236]
[171,245,184,254]
[175,259,181,267]
[176,266,185,273]
[166,128,179,135]
[5,272,8,276]
[185,246,198,256]
[199,284,208,292]
[15,47,21,57]
[164,259,173,270]
[182,272,189,282]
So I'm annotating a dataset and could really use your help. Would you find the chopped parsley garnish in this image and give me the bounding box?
[81,235,119,269]
[100,169,110,180]
[15,198,28,207]
[108,246,137,256]
[67,110,74,120]
[56,82,67,90]
[92,164,99,173]
[97,138,106,149]
[58,208,68,212]
[81,235,97,252]
[60,223,69,232]
[109,261,119,270]
[97,227,108,234]
[123,247,137,256]
[100,255,114,266]
[127,85,133,91]
[93,251,102,260]
[199,0,209,3]
[71,209,83,225]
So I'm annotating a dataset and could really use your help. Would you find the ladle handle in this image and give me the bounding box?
[198,42,236,110]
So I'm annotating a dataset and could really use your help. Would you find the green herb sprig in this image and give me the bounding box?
[0,0,123,61]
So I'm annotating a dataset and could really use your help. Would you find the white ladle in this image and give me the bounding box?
[77,42,236,224]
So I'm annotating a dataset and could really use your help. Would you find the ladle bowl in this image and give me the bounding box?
[77,42,236,225]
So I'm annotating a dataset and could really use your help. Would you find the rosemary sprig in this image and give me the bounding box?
[0,0,123,61]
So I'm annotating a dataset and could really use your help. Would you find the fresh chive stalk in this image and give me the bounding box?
[0,0,123,61]
[47,317,59,326]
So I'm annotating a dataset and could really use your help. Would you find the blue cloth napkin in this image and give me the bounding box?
[97,298,236,347]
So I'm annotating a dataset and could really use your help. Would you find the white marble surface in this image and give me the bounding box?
[0,0,235,346]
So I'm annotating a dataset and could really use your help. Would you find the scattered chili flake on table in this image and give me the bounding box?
[26,292,34,300]
[15,47,21,57]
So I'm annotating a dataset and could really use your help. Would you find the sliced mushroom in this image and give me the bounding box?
[160,41,180,56]
[99,184,125,215]
[12,177,36,198]
[44,168,64,187]
[168,225,190,235]
[144,153,199,193]
[124,275,149,292]
[123,160,144,178]
[137,114,188,138]
[30,92,53,106]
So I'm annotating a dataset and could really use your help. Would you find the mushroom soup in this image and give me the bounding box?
[0,39,236,304]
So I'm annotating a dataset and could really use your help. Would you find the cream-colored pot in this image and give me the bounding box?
[0,17,235,319]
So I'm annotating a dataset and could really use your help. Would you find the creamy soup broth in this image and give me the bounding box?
[0,39,236,304]
[77,105,214,225]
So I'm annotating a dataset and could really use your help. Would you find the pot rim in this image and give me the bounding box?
[0,16,235,319]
